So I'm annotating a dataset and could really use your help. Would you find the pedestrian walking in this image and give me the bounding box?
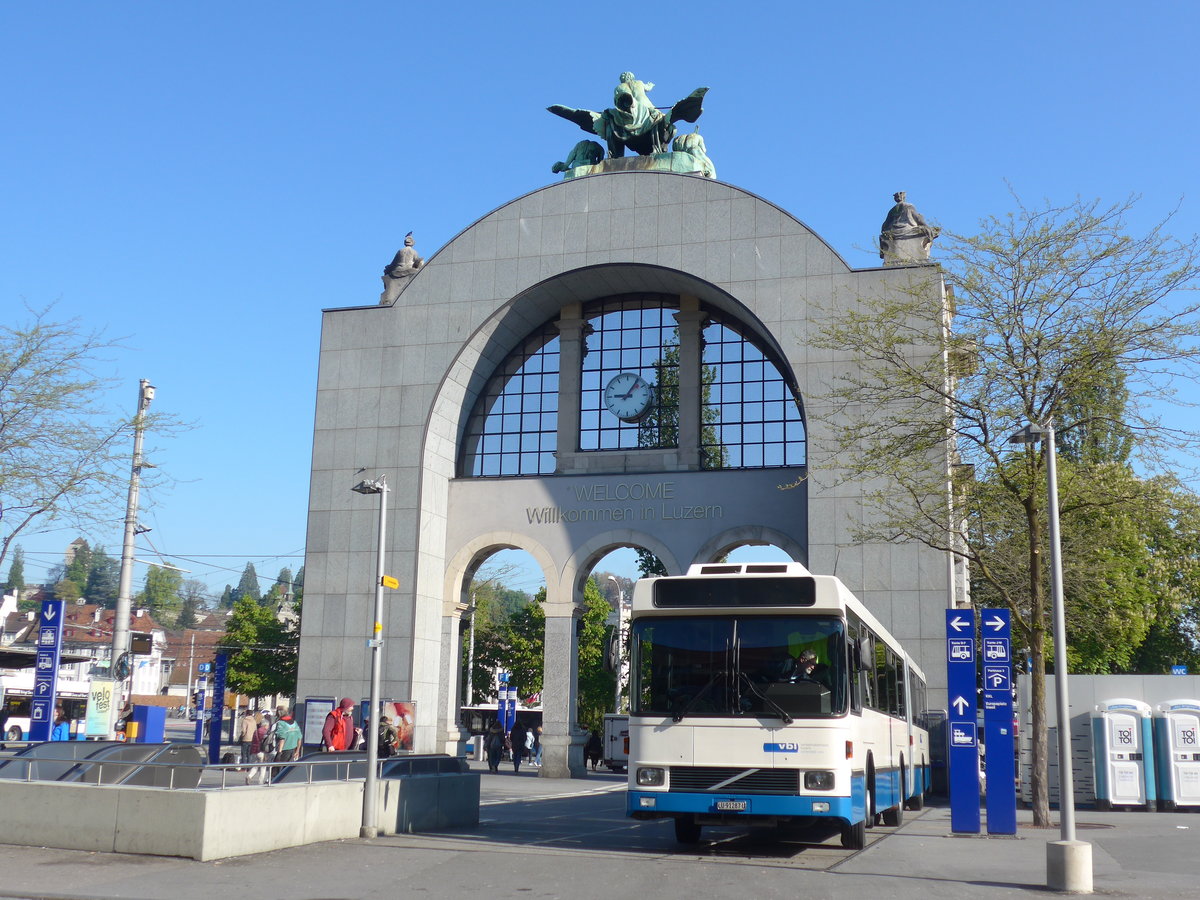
[273,707,303,762]
[245,712,269,784]
[239,708,256,765]
[534,725,543,767]
[511,721,527,773]
[524,724,535,767]
[484,721,505,772]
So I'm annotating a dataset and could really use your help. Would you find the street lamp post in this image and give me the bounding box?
[352,474,388,839]
[1008,422,1092,893]
[608,576,628,714]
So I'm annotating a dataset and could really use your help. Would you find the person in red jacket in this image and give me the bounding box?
[322,698,355,751]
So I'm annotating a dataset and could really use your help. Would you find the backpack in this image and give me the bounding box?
[262,723,278,755]
[378,724,396,757]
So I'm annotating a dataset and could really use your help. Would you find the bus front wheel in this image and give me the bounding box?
[5,726,20,742]
[882,769,905,827]
[674,816,701,844]
[841,817,866,850]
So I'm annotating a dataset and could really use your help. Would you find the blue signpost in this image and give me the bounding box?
[29,599,65,742]
[946,609,980,833]
[207,652,229,764]
[981,608,1017,834]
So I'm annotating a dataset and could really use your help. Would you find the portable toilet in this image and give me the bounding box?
[1091,698,1156,811]
[1153,700,1200,811]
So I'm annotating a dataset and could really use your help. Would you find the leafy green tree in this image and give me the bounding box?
[219,584,234,609]
[475,587,545,701]
[577,577,617,731]
[231,562,261,605]
[261,566,295,608]
[0,306,177,577]
[137,564,183,621]
[218,595,298,697]
[813,193,1200,826]
[64,541,92,588]
[85,545,119,607]
[53,578,82,603]
[635,549,668,578]
[3,546,25,594]
[176,579,210,630]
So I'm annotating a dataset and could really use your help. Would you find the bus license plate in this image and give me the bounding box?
[715,800,747,811]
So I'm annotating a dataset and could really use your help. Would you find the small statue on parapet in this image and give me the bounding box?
[549,72,708,160]
[879,192,939,264]
[380,232,424,305]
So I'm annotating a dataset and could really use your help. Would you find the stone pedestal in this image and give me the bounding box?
[1046,840,1093,893]
[561,151,710,180]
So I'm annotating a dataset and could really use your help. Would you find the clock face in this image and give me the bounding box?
[603,372,654,422]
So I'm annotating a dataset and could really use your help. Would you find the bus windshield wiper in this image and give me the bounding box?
[672,670,725,722]
[736,671,794,724]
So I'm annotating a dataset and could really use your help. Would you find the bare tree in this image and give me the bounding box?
[813,194,1200,825]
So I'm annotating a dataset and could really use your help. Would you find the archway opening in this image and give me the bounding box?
[461,549,546,748]
[721,543,797,565]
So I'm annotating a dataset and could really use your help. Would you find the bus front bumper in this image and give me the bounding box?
[627,789,857,824]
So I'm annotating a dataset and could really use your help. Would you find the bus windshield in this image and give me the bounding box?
[632,615,847,719]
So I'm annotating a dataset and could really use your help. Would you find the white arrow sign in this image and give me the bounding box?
[42,606,57,621]
[949,616,970,632]
[952,695,970,715]
[985,615,1005,632]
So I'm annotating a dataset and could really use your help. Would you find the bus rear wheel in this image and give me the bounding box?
[5,726,20,742]
[674,816,701,844]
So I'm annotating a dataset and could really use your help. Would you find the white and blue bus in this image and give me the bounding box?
[625,562,930,848]
[0,674,90,741]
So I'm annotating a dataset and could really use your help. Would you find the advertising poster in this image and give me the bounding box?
[86,679,117,738]
[303,697,334,747]
[382,701,416,751]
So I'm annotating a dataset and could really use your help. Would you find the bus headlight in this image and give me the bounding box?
[636,767,665,786]
[804,770,835,790]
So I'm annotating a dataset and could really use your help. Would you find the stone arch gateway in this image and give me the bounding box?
[299,172,956,777]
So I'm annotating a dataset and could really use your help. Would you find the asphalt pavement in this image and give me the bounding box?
[0,757,1196,900]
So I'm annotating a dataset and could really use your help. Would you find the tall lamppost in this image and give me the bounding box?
[352,474,388,839]
[1008,422,1092,893]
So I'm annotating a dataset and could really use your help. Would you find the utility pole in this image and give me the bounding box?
[110,379,154,737]
[185,633,195,713]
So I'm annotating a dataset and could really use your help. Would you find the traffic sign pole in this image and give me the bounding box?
[29,600,65,742]
[946,609,980,833]
[207,653,229,764]
[981,608,1017,834]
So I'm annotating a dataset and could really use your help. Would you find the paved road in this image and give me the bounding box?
[0,762,1196,900]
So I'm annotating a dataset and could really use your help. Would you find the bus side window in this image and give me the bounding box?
[847,621,862,712]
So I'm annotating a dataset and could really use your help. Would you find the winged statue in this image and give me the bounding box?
[549,72,708,159]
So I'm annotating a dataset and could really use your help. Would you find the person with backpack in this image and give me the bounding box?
[273,706,303,762]
[322,698,355,751]
[377,715,398,758]
[245,712,270,784]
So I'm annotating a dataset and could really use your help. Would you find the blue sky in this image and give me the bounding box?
[4,2,1197,596]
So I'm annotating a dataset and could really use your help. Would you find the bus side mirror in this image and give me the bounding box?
[854,638,871,670]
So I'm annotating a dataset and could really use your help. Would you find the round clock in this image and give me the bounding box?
[603,372,654,422]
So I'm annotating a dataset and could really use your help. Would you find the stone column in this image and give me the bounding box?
[540,601,588,778]
[438,600,470,755]
[554,303,586,473]
[674,296,707,469]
